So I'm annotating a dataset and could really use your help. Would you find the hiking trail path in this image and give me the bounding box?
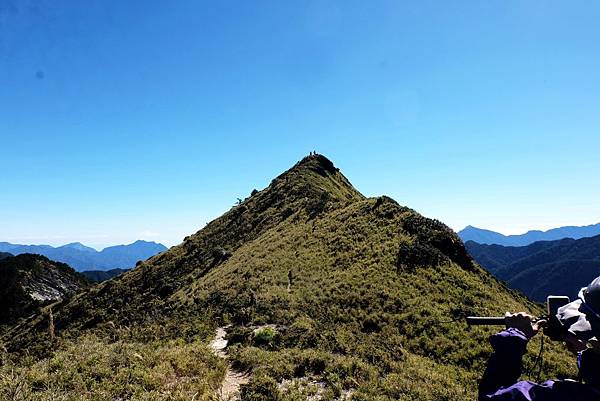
[209,326,250,401]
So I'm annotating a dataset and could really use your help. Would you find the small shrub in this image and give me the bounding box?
[285,317,319,348]
[396,241,445,271]
[254,327,278,347]
[240,375,281,401]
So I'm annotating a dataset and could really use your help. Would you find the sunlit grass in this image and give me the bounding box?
[0,334,226,401]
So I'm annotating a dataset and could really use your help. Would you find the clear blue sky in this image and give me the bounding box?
[2,0,600,249]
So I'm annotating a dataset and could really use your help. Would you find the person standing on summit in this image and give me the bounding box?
[479,276,600,400]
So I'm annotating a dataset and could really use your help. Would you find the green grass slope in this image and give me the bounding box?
[1,155,576,400]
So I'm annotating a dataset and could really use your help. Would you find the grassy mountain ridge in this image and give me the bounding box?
[1,155,576,400]
[4,155,365,351]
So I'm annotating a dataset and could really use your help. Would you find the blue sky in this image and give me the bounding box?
[1,0,600,249]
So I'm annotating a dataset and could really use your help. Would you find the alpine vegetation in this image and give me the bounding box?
[0,155,575,400]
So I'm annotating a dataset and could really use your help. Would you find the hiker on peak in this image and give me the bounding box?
[479,276,600,400]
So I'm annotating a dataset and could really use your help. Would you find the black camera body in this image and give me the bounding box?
[544,296,570,341]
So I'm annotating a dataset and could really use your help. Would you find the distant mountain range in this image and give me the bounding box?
[0,240,167,272]
[465,236,600,302]
[459,223,600,246]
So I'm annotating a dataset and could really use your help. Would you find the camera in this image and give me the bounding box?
[544,295,570,340]
[466,295,571,341]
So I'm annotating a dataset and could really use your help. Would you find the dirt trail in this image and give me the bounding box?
[209,326,250,401]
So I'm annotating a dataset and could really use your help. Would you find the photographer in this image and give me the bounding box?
[479,276,600,400]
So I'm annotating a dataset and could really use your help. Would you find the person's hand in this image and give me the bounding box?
[565,332,588,354]
[504,312,546,339]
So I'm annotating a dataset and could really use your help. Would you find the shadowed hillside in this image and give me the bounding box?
[0,254,88,327]
[0,155,576,400]
[81,268,130,282]
[466,236,600,302]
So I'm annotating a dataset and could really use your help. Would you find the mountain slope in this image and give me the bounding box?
[1,155,575,400]
[0,254,89,326]
[459,223,600,246]
[0,252,12,260]
[0,240,167,271]
[465,236,600,302]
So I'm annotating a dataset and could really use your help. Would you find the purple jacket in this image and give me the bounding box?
[478,329,600,400]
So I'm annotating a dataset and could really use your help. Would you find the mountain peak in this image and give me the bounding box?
[294,153,338,175]
[62,242,97,252]
[132,240,156,245]
[267,153,363,205]
[176,154,365,272]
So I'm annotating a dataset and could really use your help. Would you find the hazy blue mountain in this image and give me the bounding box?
[81,268,129,282]
[0,242,54,253]
[465,236,600,302]
[97,240,166,269]
[62,242,97,253]
[459,226,509,245]
[0,241,167,271]
[459,223,600,246]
